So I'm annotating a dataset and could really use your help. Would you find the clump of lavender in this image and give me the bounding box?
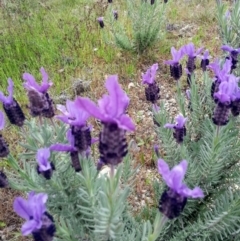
[182,43,203,86]
[0,79,25,127]
[142,63,160,110]
[23,67,55,118]
[200,50,211,72]
[97,17,104,28]
[165,47,184,81]
[164,114,187,144]
[76,75,135,168]
[221,45,240,71]
[36,148,55,180]
[13,192,56,241]
[0,111,9,158]
[158,159,203,219]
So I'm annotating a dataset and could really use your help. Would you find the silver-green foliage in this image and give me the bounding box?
[152,72,240,241]
[105,0,167,53]
[6,119,157,241]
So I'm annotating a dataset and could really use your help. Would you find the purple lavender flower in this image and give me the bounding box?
[165,47,184,80]
[0,170,8,188]
[76,75,134,131]
[13,192,55,240]
[142,63,160,105]
[0,111,9,158]
[0,78,25,127]
[76,75,135,166]
[222,45,240,71]
[36,148,55,179]
[164,114,187,143]
[182,43,204,75]
[200,50,211,71]
[50,130,81,172]
[113,10,118,20]
[212,76,237,125]
[97,17,104,28]
[158,159,204,219]
[208,59,232,98]
[23,67,55,118]
[56,100,92,152]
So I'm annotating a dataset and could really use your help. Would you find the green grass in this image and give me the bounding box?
[0,0,140,102]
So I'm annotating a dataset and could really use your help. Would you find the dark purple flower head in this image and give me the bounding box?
[142,63,158,85]
[0,78,13,105]
[164,114,187,129]
[200,50,211,71]
[13,192,48,235]
[165,47,184,66]
[76,75,135,131]
[0,170,8,188]
[158,159,204,198]
[23,67,53,94]
[56,99,90,126]
[97,17,104,28]
[113,10,118,20]
[0,78,25,127]
[164,114,187,143]
[182,43,204,58]
[158,159,203,219]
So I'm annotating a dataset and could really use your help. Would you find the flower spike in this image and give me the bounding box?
[158,159,203,219]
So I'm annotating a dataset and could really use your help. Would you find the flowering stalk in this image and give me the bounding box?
[142,63,160,110]
[76,75,135,169]
[0,79,25,127]
[23,67,55,119]
[164,114,187,144]
[165,47,184,81]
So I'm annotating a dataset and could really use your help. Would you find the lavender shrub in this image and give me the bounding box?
[2,39,240,241]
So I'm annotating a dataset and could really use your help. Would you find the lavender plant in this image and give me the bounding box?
[102,0,168,53]
[3,38,240,241]
[148,49,240,240]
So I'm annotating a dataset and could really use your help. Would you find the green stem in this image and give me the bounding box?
[177,82,185,116]
[148,212,168,241]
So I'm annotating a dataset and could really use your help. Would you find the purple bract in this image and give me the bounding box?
[76,75,135,131]
[158,159,204,198]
